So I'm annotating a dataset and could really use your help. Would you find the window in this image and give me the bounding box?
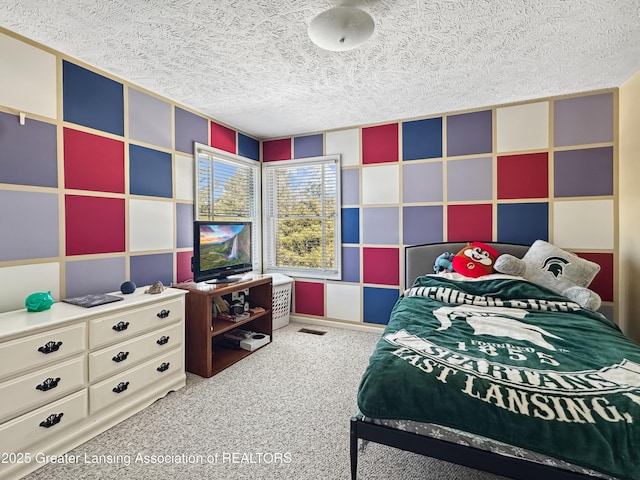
[194,143,261,270]
[263,155,341,279]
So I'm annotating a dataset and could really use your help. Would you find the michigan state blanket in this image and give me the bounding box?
[357,275,640,480]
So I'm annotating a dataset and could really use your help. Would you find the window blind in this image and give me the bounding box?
[263,155,341,279]
[195,143,261,270]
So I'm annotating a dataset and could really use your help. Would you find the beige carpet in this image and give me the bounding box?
[22,321,506,480]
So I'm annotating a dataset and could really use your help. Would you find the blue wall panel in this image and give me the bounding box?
[63,61,124,136]
[129,144,173,198]
[497,202,549,245]
[238,133,260,161]
[403,117,442,160]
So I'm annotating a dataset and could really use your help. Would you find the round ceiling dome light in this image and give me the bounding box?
[308,6,375,52]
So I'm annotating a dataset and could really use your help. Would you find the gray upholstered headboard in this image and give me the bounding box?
[404,242,531,288]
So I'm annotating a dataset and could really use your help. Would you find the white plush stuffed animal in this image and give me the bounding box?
[494,239,602,311]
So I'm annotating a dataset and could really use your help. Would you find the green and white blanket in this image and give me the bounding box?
[357,275,640,480]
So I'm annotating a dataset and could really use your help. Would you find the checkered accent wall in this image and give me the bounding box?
[0,30,617,328]
[0,32,259,312]
[264,93,616,326]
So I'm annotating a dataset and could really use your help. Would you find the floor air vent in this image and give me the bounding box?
[298,328,327,336]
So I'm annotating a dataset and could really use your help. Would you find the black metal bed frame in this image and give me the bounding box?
[350,417,594,480]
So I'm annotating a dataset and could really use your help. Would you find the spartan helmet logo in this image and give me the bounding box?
[542,256,570,278]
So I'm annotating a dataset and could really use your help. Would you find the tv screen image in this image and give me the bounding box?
[193,221,252,284]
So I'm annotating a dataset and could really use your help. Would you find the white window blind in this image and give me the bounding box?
[263,155,341,279]
[194,143,261,270]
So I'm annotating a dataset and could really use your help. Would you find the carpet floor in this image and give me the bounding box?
[22,321,506,480]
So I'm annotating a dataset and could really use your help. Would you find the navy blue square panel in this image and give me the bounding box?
[497,202,549,245]
[238,133,260,161]
[402,117,443,160]
[63,61,124,136]
[363,287,400,325]
[129,144,173,198]
[342,208,360,244]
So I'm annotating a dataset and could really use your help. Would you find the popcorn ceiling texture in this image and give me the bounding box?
[0,0,638,139]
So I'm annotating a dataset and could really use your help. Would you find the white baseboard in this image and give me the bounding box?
[288,315,385,333]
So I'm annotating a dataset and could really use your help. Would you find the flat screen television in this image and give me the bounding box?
[192,221,253,284]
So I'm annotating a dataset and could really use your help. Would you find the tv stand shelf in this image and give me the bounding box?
[173,276,272,378]
[211,309,270,335]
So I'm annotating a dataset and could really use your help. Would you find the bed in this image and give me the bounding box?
[351,242,640,480]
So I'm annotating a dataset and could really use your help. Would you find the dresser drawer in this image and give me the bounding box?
[88,323,183,382]
[89,298,183,349]
[89,348,183,414]
[0,356,85,423]
[0,324,86,380]
[0,390,87,454]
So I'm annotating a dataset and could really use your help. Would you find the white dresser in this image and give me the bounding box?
[0,287,186,480]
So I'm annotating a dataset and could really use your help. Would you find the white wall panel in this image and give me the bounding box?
[326,283,361,322]
[326,128,360,166]
[0,263,60,313]
[496,101,549,152]
[129,199,174,251]
[362,165,399,205]
[553,199,614,249]
[174,154,194,201]
[0,33,57,119]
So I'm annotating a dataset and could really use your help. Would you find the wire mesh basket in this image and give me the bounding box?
[269,274,293,330]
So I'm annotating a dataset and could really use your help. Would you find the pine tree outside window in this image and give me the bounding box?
[194,143,261,271]
[263,155,341,279]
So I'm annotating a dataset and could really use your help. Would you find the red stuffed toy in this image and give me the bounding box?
[452,242,498,278]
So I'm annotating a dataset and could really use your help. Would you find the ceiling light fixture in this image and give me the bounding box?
[308,6,375,52]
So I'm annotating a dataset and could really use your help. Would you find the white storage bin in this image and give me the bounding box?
[265,274,293,330]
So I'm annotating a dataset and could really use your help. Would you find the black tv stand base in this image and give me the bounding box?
[205,277,241,284]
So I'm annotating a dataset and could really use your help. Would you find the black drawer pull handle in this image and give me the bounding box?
[36,377,61,391]
[38,341,62,354]
[157,309,170,319]
[156,336,170,345]
[112,381,129,393]
[112,321,129,332]
[112,351,130,363]
[157,362,170,373]
[39,413,63,428]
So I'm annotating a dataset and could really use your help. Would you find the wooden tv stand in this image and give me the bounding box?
[173,276,272,378]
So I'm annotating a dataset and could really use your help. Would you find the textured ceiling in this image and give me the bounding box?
[1,0,639,139]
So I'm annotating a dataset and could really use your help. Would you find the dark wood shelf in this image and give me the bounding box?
[211,310,271,336]
[173,276,273,378]
[210,347,252,375]
[210,343,269,376]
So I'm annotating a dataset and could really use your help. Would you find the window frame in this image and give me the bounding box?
[262,154,342,280]
[193,142,261,272]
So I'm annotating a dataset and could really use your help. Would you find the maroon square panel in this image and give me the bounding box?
[64,128,125,193]
[294,281,325,316]
[263,138,292,162]
[210,121,236,154]
[65,195,125,255]
[578,252,614,302]
[497,152,548,199]
[176,251,194,283]
[362,123,399,164]
[447,204,493,242]
[363,247,400,285]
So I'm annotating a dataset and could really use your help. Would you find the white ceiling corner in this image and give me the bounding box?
[0,0,638,139]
